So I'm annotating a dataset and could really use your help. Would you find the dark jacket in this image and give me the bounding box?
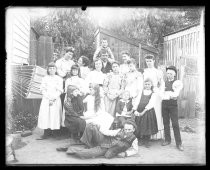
[115,99,133,115]
[101,61,112,74]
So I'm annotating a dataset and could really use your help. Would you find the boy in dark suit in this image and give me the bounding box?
[101,52,113,74]
[161,66,184,151]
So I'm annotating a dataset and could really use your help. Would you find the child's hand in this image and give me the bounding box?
[49,100,55,106]
[139,112,144,117]
[117,152,126,158]
[134,111,140,116]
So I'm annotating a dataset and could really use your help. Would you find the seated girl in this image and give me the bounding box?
[61,64,88,126]
[113,90,134,129]
[80,83,113,126]
[134,78,158,148]
[63,85,86,143]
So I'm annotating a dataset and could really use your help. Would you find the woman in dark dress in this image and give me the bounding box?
[134,78,158,148]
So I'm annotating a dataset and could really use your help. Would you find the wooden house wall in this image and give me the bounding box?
[6,8,30,65]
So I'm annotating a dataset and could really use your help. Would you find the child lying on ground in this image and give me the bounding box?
[66,119,138,159]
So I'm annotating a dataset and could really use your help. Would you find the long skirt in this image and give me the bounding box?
[135,108,158,138]
[103,96,117,117]
[151,93,164,140]
[64,115,86,134]
[38,97,62,130]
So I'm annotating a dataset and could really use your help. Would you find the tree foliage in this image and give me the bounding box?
[32,7,203,61]
[32,8,96,61]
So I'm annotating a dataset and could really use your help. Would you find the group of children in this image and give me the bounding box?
[37,38,184,159]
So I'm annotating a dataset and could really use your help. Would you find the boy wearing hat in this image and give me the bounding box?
[161,66,184,151]
[66,119,138,159]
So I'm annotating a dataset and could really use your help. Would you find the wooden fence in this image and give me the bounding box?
[163,23,202,118]
[94,27,159,69]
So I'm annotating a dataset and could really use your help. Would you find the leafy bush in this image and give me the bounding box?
[11,110,38,132]
[7,94,38,133]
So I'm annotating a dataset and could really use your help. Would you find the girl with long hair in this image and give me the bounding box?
[37,62,63,140]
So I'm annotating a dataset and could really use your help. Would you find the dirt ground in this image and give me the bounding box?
[8,118,206,165]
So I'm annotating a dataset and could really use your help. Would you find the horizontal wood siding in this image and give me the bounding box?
[7,8,30,65]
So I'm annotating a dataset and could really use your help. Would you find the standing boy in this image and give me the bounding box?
[161,66,184,151]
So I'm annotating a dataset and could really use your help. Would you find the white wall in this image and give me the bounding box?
[6,7,30,65]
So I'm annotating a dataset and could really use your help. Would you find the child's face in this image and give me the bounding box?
[64,51,73,60]
[78,57,83,66]
[94,60,103,71]
[72,69,79,76]
[101,54,108,62]
[101,40,108,48]
[112,63,119,73]
[48,66,56,75]
[145,58,155,68]
[122,54,130,63]
[144,81,152,90]
[122,91,130,100]
[167,69,176,80]
[128,63,136,72]
[72,89,79,96]
[124,124,135,134]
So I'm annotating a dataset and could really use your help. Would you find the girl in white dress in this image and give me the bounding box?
[82,83,114,127]
[143,54,165,140]
[124,58,144,111]
[85,59,106,87]
[37,62,63,140]
[103,62,125,116]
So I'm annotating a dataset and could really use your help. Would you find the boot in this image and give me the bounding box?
[36,129,52,140]
[144,135,151,148]
[138,137,145,146]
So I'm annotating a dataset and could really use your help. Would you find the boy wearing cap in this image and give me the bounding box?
[161,66,184,151]
[66,119,138,159]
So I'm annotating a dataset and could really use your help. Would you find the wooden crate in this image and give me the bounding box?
[12,65,47,99]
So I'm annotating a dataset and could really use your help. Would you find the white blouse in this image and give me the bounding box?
[80,66,90,79]
[85,70,106,86]
[40,75,63,100]
[65,76,88,94]
[55,58,75,77]
[143,67,165,93]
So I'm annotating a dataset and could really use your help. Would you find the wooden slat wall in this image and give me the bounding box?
[37,36,53,68]
[95,30,158,69]
[163,25,201,118]
[29,28,38,65]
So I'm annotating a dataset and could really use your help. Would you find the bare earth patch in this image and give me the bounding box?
[8,118,205,165]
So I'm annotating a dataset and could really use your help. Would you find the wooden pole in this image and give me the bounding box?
[139,43,141,69]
